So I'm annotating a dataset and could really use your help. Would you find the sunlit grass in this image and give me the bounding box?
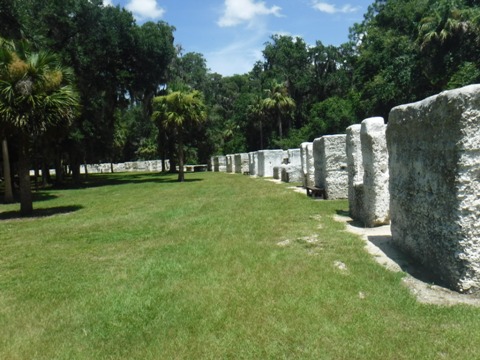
[1,172,479,359]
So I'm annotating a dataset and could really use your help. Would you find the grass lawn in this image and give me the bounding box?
[1,171,479,359]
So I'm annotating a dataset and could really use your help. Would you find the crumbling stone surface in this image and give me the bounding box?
[387,84,480,293]
[346,124,364,220]
[214,156,227,172]
[300,142,315,187]
[257,150,285,177]
[283,148,303,182]
[360,117,390,227]
[234,153,249,174]
[81,160,170,174]
[313,135,348,199]
[273,166,281,180]
[226,154,234,173]
[209,157,215,171]
[281,164,303,183]
[248,152,258,175]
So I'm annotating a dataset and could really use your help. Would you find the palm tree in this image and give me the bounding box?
[418,0,471,50]
[261,82,295,139]
[247,96,266,149]
[1,137,14,203]
[0,39,79,215]
[152,90,207,182]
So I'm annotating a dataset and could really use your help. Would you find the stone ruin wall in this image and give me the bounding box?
[387,84,480,293]
[300,142,315,187]
[248,152,258,176]
[281,148,303,183]
[226,154,234,173]
[80,160,170,174]
[359,117,390,227]
[257,150,285,177]
[234,153,249,174]
[313,135,348,200]
[346,124,364,220]
[214,156,227,172]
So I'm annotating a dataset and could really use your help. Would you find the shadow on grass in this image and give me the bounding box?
[0,205,83,220]
[335,209,450,289]
[0,191,58,205]
[53,172,204,190]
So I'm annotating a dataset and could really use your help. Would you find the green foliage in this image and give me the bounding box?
[307,97,357,140]
[3,0,480,170]
[152,90,207,181]
[447,62,480,88]
[0,38,79,214]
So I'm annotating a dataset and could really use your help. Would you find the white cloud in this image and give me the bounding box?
[312,2,359,14]
[102,0,113,6]
[205,28,267,75]
[126,0,165,20]
[218,0,282,27]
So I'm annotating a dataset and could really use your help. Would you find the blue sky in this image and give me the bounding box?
[103,0,373,76]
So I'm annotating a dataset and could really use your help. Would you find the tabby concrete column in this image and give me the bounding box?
[257,150,284,177]
[313,135,348,199]
[346,124,364,220]
[388,84,480,293]
[359,117,389,227]
[248,152,258,175]
[234,153,249,174]
[214,156,227,172]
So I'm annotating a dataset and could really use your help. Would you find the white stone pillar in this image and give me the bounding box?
[248,152,258,175]
[388,84,480,293]
[214,156,227,172]
[360,117,389,227]
[234,153,249,174]
[346,124,364,220]
[313,135,348,199]
[257,150,284,177]
[226,154,234,173]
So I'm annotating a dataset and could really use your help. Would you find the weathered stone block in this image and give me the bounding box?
[359,117,389,227]
[214,156,227,172]
[287,148,301,166]
[346,124,364,220]
[301,142,315,187]
[248,152,258,175]
[257,150,284,177]
[313,135,348,199]
[387,84,480,293]
[273,166,281,180]
[280,164,303,183]
[234,153,249,174]
[226,154,234,173]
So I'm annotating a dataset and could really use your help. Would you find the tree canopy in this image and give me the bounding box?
[1,0,479,204]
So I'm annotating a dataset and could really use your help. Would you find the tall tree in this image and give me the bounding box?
[152,90,207,182]
[0,40,79,215]
[261,82,295,139]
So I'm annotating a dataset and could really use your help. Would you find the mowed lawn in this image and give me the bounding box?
[1,171,479,359]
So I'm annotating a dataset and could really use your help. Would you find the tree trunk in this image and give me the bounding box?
[54,155,64,184]
[41,159,48,187]
[71,163,81,184]
[2,138,14,203]
[260,120,264,149]
[277,114,283,139]
[18,134,33,216]
[177,134,185,182]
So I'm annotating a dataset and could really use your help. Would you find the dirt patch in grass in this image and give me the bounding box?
[334,214,480,307]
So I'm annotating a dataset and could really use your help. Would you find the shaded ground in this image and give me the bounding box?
[334,214,480,307]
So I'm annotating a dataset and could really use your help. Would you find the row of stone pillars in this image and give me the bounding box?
[211,84,480,293]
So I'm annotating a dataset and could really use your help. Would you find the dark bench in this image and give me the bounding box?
[306,186,325,198]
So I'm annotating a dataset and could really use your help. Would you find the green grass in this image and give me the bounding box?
[1,172,479,359]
